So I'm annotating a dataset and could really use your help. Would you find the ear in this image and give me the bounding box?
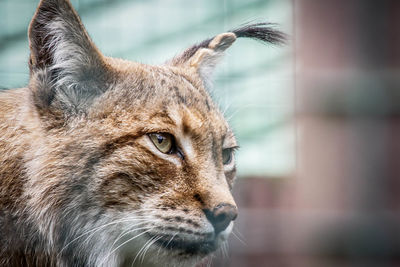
[169,33,236,89]
[28,0,108,115]
[188,33,237,89]
[169,22,287,89]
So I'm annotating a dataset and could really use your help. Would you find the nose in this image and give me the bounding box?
[204,203,238,234]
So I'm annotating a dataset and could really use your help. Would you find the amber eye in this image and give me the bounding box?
[222,148,233,165]
[148,133,174,154]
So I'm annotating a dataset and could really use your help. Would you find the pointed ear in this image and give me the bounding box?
[169,33,236,88]
[169,23,287,88]
[188,33,236,88]
[28,0,107,114]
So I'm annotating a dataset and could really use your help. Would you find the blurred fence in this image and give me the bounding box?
[210,1,400,266]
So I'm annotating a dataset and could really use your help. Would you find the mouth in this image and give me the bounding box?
[146,233,218,255]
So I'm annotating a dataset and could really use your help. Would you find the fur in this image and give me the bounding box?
[0,0,285,266]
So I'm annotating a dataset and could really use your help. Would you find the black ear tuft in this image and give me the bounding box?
[170,21,287,67]
[229,22,287,45]
[168,21,287,89]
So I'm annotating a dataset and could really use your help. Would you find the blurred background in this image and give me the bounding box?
[1,0,400,266]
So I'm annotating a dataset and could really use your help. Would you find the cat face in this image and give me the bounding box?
[87,63,238,265]
[29,61,238,266]
[24,0,284,266]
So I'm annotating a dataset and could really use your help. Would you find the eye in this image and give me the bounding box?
[222,148,233,165]
[148,133,174,154]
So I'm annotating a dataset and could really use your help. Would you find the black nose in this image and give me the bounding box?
[204,203,238,234]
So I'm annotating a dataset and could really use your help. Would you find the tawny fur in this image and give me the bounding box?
[0,0,284,266]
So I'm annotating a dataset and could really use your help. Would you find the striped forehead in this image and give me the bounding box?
[168,105,225,138]
[169,106,228,162]
[135,68,232,148]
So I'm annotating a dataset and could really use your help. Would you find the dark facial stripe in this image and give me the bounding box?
[170,86,186,105]
[211,133,219,168]
[148,111,177,126]
[99,133,142,157]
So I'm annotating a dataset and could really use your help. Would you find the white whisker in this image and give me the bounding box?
[206,254,213,267]
[58,217,149,256]
[131,234,156,266]
[109,221,148,249]
[140,235,162,263]
[100,226,155,266]
[232,230,247,246]
[108,223,151,258]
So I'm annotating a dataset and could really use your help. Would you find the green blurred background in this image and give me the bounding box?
[0,0,293,178]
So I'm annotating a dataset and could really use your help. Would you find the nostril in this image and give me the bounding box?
[215,213,227,223]
[204,203,238,234]
[193,193,205,205]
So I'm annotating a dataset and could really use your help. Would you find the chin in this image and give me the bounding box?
[118,223,233,267]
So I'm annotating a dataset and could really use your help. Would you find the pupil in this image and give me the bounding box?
[223,150,231,163]
[157,135,164,144]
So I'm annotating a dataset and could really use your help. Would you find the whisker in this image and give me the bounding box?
[84,220,148,247]
[108,224,151,256]
[109,221,148,249]
[140,235,162,263]
[225,103,269,121]
[166,232,178,248]
[58,217,149,256]
[131,235,156,266]
[156,232,175,258]
[232,231,247,246]
[156,239,163,259]
[219,241,226,259]
[100,227,155,266]
[233,227,245,240]
[206,254,213,267]
[224,241,230,259]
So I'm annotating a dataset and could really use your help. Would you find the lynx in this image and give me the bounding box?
[0,0,285,266]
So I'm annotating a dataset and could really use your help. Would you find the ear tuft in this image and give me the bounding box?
[229,22,287,45]
[169,22,286,89]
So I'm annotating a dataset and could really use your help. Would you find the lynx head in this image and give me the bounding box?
[26,0,285,266]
